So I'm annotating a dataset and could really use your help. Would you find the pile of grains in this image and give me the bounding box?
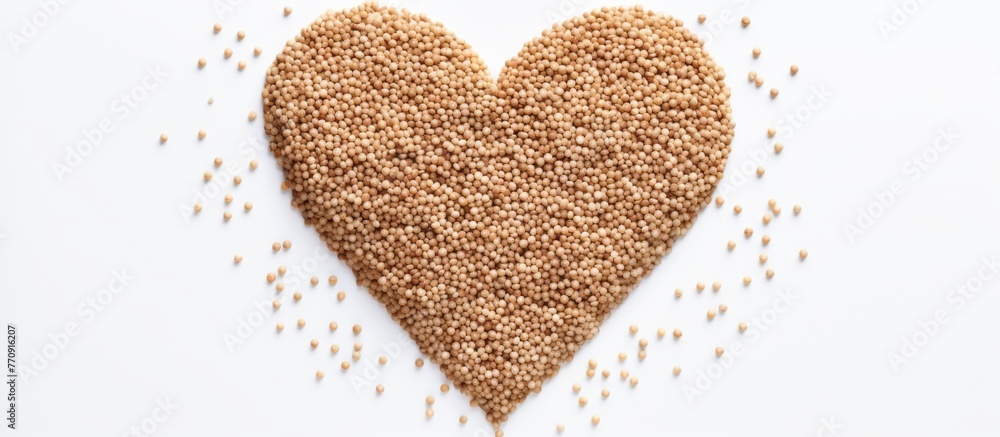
[262,3,733,425]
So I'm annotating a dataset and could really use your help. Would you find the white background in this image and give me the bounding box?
[1,0,999,436]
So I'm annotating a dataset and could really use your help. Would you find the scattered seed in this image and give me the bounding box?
[310,277,319,286]
[328,275,338,285]
[619,370,629,379]
[592,415,601,425]
[707,309,717,320]
[696,282,706,292]
[617,352,626,362]
[716,346,725,357]
[774,143,784,153]
[586,369,595,378]
[770,88,779,98]
[734,204,743,214]
[238,61,247,71]
[743,276,751,285]
[415,358,424,368]
[198,58,207,68]
[425,408,434,418]
[254,46,262,57]
[673,366,682,376]
[766,268,775,279]
[754,76,764,87]
[628,324,638,334]
[759,254,769,264]
[297,318,306,328]
[728,240,736,250]
[237,30,246,41]
[337,291,346,301]
[223,211,232,221]
[203,171,213,181]
[748,71,757,81]
[440,383,450,393]
[234,175,242,185]
[790,64,799,75]
[752,47,761,58]
[316,370,325,380]
[719,303,728,313]
[739,322,748,332]
[794,204,802,214]
[697,14,706,23]
[762,213,772,224]
[193,203,202,213]
[674,288,683,298]
[283,6,292,16]
[601,369,610,378]
[213,23,222,33]
[352,324,362,334]
[741,16,750,27]
[572,383,581,393]
[243,201,253,211]
[159,133,168,143]
[376,384,385,394]
[715,196,724,206]
[638,350,647,360]
[657,328,666,338]
[556,423,565,432]
[276,322,284,331]
[578,396,588,406]
[341,361,350,370]
[224,48,233,59]
[629,377,638,387]
[767,127,776,137]
[293,291,302,301]
[800,249,809,259]
[224,194,233,204]
[762,235,771,245]
[329,321,338,331]
[744,227,754,238]
[250,160,259,170]
[198,129,207,140]
[460,416,468,424]
[248,111,257,121]
[234,254,243,263]
[756,166,766,177]
[282,240,292,250]
[330,344,339,353]
[601,388,610,398]
[278,265,287,275]
[310,339,319,348]
[712,281,721,291]
[272,300,281,309]
[673,329,683,339]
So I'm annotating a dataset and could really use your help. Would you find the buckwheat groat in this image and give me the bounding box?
[263,3,732,425]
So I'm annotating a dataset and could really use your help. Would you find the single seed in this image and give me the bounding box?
[572,383,581,393]
[657,328,666,338]
[315,370,324,380]
[234,254,243,264]
[272,300,280,309]
[674,288,683,298]
[697,14,706,23]
[341,361,350,370]
[727,240,736,251]
[744,227,754,238]
[159,133,168,143]
[415,358,424,368]
[790,64,800,75]
[556,423,565,432]
[794,204,802,214]
[638,350,647,360]
[310,339,319,348]
[352,324,361,334]
[310,277,319,286]
[337,291,346,301]
[741,16,750,27]
[376,384,385,394]
[592,415,601,425]
[198,58,207,68]
[629,377,638,387]
[601,369,610,378]
[774,143,784,153]
[249,160,259,170]
[762,214,772,224]
[800,249,809,259]
[767,127,776,137]
[440,384,449,393]
[773,206,782,215]
[715,196,724,206]
[712,281,721,291]
[234,175,242,185]
[224,194,233,204]
[628,324,638,334]
[770,88,779,98]
[271,242,281,251]
[278,265,287,275]
[425,408,434,418]
[719,303,728,313]
[578,396,588,406]
[244,201,253,211]
[759,254,769,264]
[297,318,305,328]
[716,346,725,357]
[707,309,717,320]
[696,282,705,292]
[619,370,629,379]
[460,416,468,424]
[213,23,222,33]
[203,171,213,181]
[283,6,292,16]
[223,211,232,221]
[757,166,766,177]
[248,111,257,121]
[762,235,771,245]
[238,61,247,71]
[236,30,245,41]
[329,321,338,331]
[748,71,757,81]
[276,322,284,331]
[588,359,597,368]
[254,46,262,57]
[193,203,202,213]
[734,204,743,214]
[426,395,435,405]
[352,351,361,361]
[282,240,292,250]
[293,291,302,301]
[768,198,777,207]
[601,388,610,398]
[752,47,761,58]
[586,369,595,378]
[673,329,683,339]
[353,342,362,351]
[766,268,775,279]
[639,338,648,348]
[618,352,626,362]
[673,366,682,376]
[754,76,764,87]
[739,322,748,332]
[378,355,387,365]
[198,129,207,140]
[743,276,752,285]
[328,275,338,285]
[330,344,339,353]
[207,97,214,105]
[224,48,233,59]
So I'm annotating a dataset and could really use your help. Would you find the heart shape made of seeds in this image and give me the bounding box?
[263,3,733,424]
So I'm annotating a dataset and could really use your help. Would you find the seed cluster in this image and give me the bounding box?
[263,4,732,425]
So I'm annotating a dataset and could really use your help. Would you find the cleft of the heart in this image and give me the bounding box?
[263,2,733,425]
